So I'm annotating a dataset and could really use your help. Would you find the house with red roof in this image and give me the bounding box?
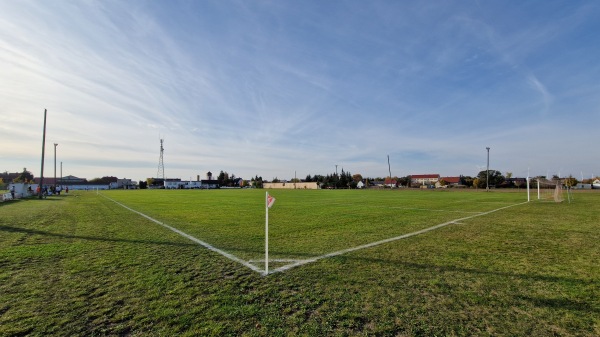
[439,176,462,187]
[411,174,440,186]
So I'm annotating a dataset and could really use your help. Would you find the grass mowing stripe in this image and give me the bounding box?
[271,201,528,274]
[389,206,484,214]
[99,193,265,275]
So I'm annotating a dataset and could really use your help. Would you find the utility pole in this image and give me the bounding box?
[54,143,58,187]
[486,147,490,191]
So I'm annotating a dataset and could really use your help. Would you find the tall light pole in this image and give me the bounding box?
[39,109,47,199]
[486,147,490,191]
[387,155,392,187]
[54,143,58,187]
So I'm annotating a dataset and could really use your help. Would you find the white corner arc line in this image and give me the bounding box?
[269,201,528,274]
[100,194,264,274]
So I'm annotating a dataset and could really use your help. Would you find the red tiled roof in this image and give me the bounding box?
[440,177,461,184]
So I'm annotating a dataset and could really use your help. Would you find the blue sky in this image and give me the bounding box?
[1,0,599,182]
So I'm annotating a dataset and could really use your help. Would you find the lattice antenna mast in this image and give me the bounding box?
[157,138,165,180]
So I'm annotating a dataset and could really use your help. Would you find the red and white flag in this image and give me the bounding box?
[267,193,276,208]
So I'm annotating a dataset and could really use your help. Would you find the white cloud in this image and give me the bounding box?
[1,1,599,181]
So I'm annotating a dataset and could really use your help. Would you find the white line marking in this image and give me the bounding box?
[269,201,528,274]
[100,194,265,274]
[248,259,309,263]
[102,193,526,276]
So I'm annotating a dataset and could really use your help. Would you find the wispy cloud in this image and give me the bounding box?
[1,1,599,180]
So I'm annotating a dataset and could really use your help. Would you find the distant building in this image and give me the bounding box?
[411,174,440,186]
[436,176,463,188]
[0,171,21,182]
[164,178,219,189]
[505,178,527,188]
[264,182,319,189]
[384,177,398,188]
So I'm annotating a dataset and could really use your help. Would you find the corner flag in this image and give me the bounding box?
[267,193,276,208]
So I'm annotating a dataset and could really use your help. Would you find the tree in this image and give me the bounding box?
[564,175,577,187]
[352,174,363,183]
[138,180,148,189]
[476,170,505,188]
[13,168,34,183]
[460,175,474,187]
[251,175,263,188]
[505,172,513,179]
[397,176,410,187]
[217,171,228,186]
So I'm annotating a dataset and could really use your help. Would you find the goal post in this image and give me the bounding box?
[529,178,564,202]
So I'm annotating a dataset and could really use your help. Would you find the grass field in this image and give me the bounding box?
[1,188,598,336]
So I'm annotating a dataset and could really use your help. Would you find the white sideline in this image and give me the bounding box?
[100,194,264,274]
[102,193,526,276]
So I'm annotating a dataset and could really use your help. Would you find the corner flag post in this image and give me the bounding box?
[265,192,269,275]
[265,192,275,275]
[526,176,530,202]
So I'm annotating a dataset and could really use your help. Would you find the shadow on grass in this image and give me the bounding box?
[0,197,65,207]
[516,295,599,314]
[0,225,198,248]
[200,243,596,290]
[335,255,597,287]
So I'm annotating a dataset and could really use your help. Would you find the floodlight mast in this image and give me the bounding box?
[39,109,47,199]
[486,147,490,191]
[54,143,58,187]
[387,155,392,187]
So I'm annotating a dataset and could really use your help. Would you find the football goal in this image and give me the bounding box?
[528,178,564,202]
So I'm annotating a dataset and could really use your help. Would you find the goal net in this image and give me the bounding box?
[533,178,564,202]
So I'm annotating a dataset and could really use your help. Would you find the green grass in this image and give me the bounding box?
[98,189,526,263]
[1,189,598,336]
